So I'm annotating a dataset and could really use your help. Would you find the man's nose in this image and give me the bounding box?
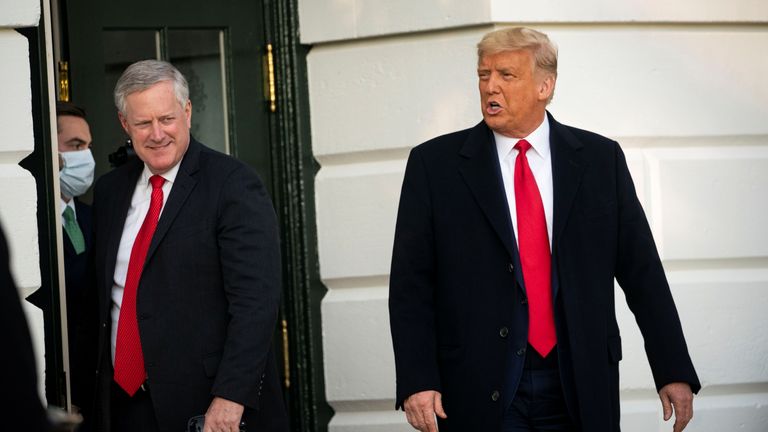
[486,75,501,93]
[488,74,501,93]
[150,121,164,141]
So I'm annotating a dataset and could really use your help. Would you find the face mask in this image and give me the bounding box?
[60,148,95,198]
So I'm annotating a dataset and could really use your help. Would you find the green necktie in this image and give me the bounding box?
[63,206,86,255]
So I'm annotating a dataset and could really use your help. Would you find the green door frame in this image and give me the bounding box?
[264,1,333,431]
[31,0,331,429]
[56,0,331,430]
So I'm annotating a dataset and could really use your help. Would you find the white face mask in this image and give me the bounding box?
[60,149,95,198]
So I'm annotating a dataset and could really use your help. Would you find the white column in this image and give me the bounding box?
[0,0,45,404]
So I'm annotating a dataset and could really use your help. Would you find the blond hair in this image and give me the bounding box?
[477,27,558,78]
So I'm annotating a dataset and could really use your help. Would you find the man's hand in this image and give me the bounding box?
[204,396,244,432]
[659,382,694,432]
[404,390,447,432]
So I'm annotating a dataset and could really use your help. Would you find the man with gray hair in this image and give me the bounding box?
[89,60,287,432]
[389,27,700,432]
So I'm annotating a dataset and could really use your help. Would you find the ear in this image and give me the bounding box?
[184,100,192,128]
[118,111,130,134]
[538,74,556,102]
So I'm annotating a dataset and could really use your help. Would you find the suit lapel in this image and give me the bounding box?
[549,114,586,297]
[458,122,517,261]
[144,139,201,263]
[104,159,143,295]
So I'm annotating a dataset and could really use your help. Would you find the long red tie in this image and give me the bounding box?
[514,140,556,357]
[114,174,165,395]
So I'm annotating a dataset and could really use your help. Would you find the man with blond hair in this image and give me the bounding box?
[390,27,700,432]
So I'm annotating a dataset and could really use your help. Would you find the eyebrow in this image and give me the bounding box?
[65,138,88,146]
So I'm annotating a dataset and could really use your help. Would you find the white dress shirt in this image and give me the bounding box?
[60,197,77,221]
[111,162,180,364]
[494,113,554,250]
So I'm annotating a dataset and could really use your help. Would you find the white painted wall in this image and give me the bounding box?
[0,0,46,404]
[303,1,768,430]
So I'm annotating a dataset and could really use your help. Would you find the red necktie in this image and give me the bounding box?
[514,140,556,357]
[114,174,165,395]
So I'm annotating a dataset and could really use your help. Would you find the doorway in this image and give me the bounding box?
[50,0,332,430]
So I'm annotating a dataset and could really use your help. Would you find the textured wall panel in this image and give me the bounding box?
[299,0,489,43]
[0,0,40,27]
[648,146,768,260]
[548,28,768,138]
[308,29,484,157]
[492,0,768,23]
[316,159,405,279]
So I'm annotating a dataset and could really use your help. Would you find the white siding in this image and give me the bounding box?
[0,0,45,405]
[303,1,768,430]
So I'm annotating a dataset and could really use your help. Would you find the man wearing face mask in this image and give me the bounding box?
[57,102,96,416]
[28,102,96,413]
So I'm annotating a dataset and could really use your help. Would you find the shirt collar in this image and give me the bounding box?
[139,159,182,187]
[60,197,76,218]
[494,112,551,161]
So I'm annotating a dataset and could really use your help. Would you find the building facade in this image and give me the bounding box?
[302,1,768,431]
[2,0,767,430]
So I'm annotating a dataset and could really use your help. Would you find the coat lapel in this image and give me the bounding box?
[104,159,143,296]
[458,122,517,261]
[144,139,201,263]
[549,114,586,297]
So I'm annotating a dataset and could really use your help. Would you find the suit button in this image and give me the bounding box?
[516,347,526,356]
[491,390,500,401]
[521,296,528,305]
[102,322,107,328]
[138,313,150,320]
[499,327,509,338]
[508,263,514,273]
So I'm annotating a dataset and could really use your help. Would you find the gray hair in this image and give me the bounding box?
[477,27,558,79]
[114,60,189,115]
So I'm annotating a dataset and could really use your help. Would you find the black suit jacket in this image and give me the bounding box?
[91,139,287,432]
[26,198,94,408]
[64,198,94,408]
[1,226,50,432]
[389,115,700,431]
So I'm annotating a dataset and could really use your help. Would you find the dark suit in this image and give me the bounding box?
[91,139,287,432]
[64,198,94,409]
[389,115,700,431]
[26,198,93,409]
[1,226,51,432]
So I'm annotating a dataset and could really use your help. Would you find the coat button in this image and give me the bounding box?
[508,263,514,273]
[516,347,526,356]
[491,390,500,401]
[499,327,509,338]
[521,296,528,305]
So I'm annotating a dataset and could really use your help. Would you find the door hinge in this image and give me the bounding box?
[281,318,290,389]
[264,43,276,113]
[58,61,70,102]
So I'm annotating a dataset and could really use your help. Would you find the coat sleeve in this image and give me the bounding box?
[211,164,282,409]
[389,147,442,409]
[613,143,701,394]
